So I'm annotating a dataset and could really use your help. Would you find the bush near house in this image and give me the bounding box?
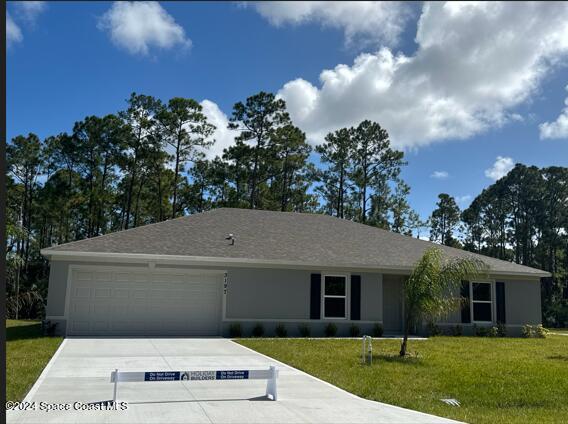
[372,323,383,337]
[229,323,242,338]
[251,323,264,337]
[298,323,311,337]
[275,323,287,337]
[324,323,337,337]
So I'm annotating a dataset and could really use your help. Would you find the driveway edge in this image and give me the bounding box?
[22,338,68,403]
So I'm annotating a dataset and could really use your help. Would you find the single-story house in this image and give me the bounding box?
[41,208,549,337]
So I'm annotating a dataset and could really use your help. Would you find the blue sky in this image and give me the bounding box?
[7,1,568,223]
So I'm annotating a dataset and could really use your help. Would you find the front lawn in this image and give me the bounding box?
[239,335,568,424]
[6,320,63,402]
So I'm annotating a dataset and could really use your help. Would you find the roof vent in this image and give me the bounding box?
[225,233,235,246]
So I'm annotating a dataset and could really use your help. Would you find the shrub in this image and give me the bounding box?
[229,323,242,338]
[275,323,288,338]
[427,321,442,336]
[496,322,507,337]
[372,323,383,337]
[451,325,463,336]
[535,324,549,338]
[324,323,337,337]
[349,324,360,337]
[252,323,264,337]
[42,320,58,337]
[474,324,488,337]
[298,323,311,338]
[488,326,499,337]
[521,324,548,338]
[522,324,534,338]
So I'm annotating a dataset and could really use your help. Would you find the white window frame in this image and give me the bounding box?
[470,280,494,324]
[321,274,350,320]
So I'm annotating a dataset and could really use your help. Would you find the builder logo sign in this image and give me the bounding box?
[187,371,215,380]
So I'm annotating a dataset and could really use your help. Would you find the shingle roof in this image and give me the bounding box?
[42,208,549,277]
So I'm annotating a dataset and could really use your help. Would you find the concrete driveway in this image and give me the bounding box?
[8,338,458,423]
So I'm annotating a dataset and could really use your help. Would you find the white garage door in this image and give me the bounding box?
[67,267,223,336]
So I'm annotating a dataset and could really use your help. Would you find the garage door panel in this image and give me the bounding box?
[75,271,93,281]
[94,288,112,298]
[91,321,109,331]
[70,321,90,333]
[67,268,222,336]
[113,288,130,299]
[73,286,91,298]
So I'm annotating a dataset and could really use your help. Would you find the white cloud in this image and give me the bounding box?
[199,100,238,160]
[539,85,568,140]
[98,1,191,56]
[6,13,23,47]
[485,156,514,180]
[277,2,568,149]
[250,1,411,48]
[430,170,449,179]
[7,2,46,47]
[455,194,472,205]
[14,1,46,24]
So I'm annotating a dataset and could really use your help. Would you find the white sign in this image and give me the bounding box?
[110,366,278,402]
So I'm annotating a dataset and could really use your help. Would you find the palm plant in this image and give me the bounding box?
[400,247,487,356]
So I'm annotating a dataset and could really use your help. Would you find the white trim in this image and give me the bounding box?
[40,248,550,278]
[222,271,228,322]
[470,280,495,324]
[322,274,350,320]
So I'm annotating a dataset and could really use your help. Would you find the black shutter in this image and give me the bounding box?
[351,275,361,320]
[496,281,506,324]
[460,280,471,323]
[310,274,321,319]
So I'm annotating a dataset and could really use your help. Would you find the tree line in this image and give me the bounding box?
[6,91,567,326]
[6,91,417,318]
[429,165,568,326]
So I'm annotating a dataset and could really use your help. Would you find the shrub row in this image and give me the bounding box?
[427,322,508,337]
[228,322,384,338]
[427,322,550,338]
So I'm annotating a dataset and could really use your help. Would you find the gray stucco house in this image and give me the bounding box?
[41,208,549,337]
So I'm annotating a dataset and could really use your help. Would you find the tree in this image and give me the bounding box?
[400,247,486,356]
[44,133,81,242]
[350,120,406,223]
[7,133,44,271]
[429,193,461,247]
[316,128,352,218]
[269,124,311,211]
[390,180,423,236]
[72,115,126,237]
[118,93,160,229]
[228,92,290,209]
[155,97,215,218]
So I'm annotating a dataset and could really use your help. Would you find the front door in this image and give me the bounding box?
[383,276,403,333]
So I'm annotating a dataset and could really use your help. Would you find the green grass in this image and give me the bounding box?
[239,335,568,424]
[6,320,63,402]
